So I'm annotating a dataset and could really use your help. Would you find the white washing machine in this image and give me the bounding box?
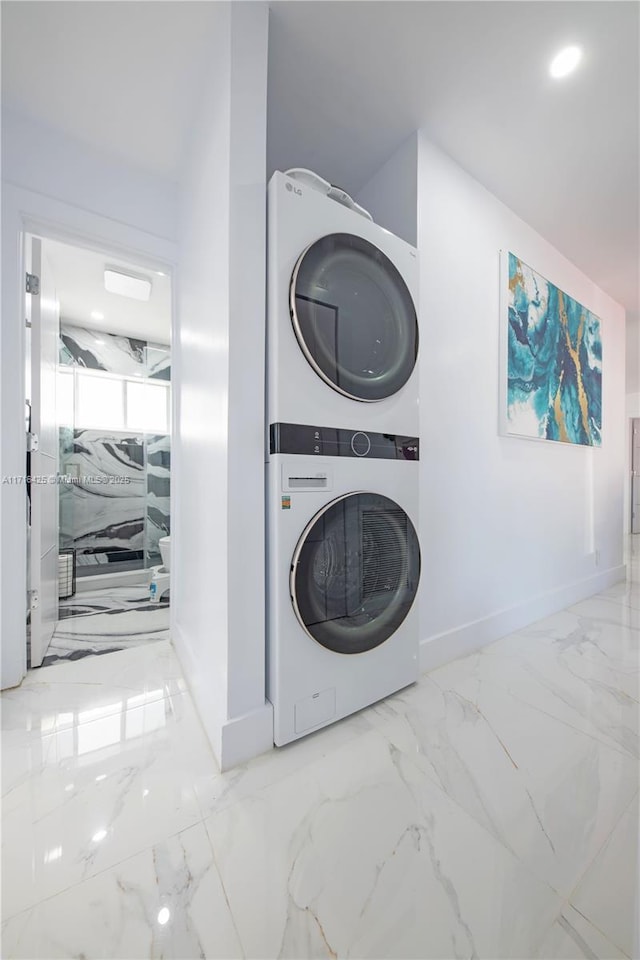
[267,170,419,435]
[267,422,420,745]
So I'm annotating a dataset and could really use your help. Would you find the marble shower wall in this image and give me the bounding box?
[145,434,170,563]
[59,325,170,572]
[59,429,145,569]
[59,325,170,380]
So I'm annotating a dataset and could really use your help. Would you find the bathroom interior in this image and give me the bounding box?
[30,237,172,666]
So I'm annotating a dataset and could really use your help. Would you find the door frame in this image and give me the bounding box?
[631,418,640,535]
[623,401,640,556]
[1,183,177,689]
[27,234,61,667]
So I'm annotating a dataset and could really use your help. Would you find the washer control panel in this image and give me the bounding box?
[270,423,419,461]
[350,432,371,457]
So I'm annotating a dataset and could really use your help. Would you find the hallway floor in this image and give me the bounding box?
[2,556,638,958]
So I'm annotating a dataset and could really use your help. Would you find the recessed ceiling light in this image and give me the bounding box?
[157,907,171,926]
[549,45,582,79]
[155,270,167,277]
[90,310,104,321]
[104,268,152,302]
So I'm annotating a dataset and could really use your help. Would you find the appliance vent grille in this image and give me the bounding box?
[361,508,407,597]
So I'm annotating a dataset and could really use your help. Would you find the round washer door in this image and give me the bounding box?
[290,233,418,402]
[290,492,421,654]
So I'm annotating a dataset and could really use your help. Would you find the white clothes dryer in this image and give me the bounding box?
[267,422,420,745]
[267,171,419,435]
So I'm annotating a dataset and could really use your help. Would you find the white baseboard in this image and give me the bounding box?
[75,568,151,593]
[171,621,274,771]
[419,564,626,675]
[219,703,274,771]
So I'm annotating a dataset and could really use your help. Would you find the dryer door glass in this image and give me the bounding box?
[290,233,418,402]
[291,492,420,654]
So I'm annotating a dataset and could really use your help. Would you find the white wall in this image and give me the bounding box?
[627,394,640,418]
[416,135,626,670]
[355,133,417,246]
[2,110,178,242]
[172,1,272,770]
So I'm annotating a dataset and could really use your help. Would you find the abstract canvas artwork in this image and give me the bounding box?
[505,252,602,446]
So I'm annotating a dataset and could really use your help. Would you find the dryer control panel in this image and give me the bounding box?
[270,422,419,461]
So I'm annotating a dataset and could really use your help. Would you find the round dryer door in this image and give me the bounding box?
[290,492,421,654]
[290,233,418,402]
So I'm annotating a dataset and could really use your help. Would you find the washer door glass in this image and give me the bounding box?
[290,233,418,402]
[291,493,420,654]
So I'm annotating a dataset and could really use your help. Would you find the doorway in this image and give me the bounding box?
[632,419,640,535]
[25,234,172,668]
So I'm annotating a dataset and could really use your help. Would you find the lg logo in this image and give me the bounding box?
[285,182,302,196]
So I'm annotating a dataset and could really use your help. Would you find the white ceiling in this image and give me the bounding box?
[2,1,638,319]
[44,238,172,344]
[267,1,639,318]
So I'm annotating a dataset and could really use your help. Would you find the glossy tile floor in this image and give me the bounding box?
[44,586,170,666]
[2,552,638,958]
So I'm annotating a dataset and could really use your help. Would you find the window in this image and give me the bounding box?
[126,380,169,433]
[68,369,170,434]
[76,373,125,430]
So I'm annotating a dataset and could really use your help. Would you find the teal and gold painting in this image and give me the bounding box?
[506,253,602,446]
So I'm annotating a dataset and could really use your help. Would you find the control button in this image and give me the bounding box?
[350,431,371,457]
[402,442,419,461]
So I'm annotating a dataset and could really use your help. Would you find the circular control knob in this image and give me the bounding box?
[350,431,371,457]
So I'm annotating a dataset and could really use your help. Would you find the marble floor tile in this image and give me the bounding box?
[45,586,170,667]
[566,596,640,634]
[2,691,215,920]
[599,579,640,611]
[194,705,376,820]
[418,620,639,762]
[507,606,639,668]
[1,641,185,740]
[205,730,562,959]
[1,728,52,799]
[533,904,629,959]
[30,637,181,689]
[3,566,638,958]
[570,793,639,959]
[1,822,242,960]
[366,668,637,899]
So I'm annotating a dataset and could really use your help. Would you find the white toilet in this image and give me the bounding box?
[159,536,170,572]
[149,536,170,602]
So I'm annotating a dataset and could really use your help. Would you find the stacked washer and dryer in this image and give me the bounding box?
[266,169,421,746]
